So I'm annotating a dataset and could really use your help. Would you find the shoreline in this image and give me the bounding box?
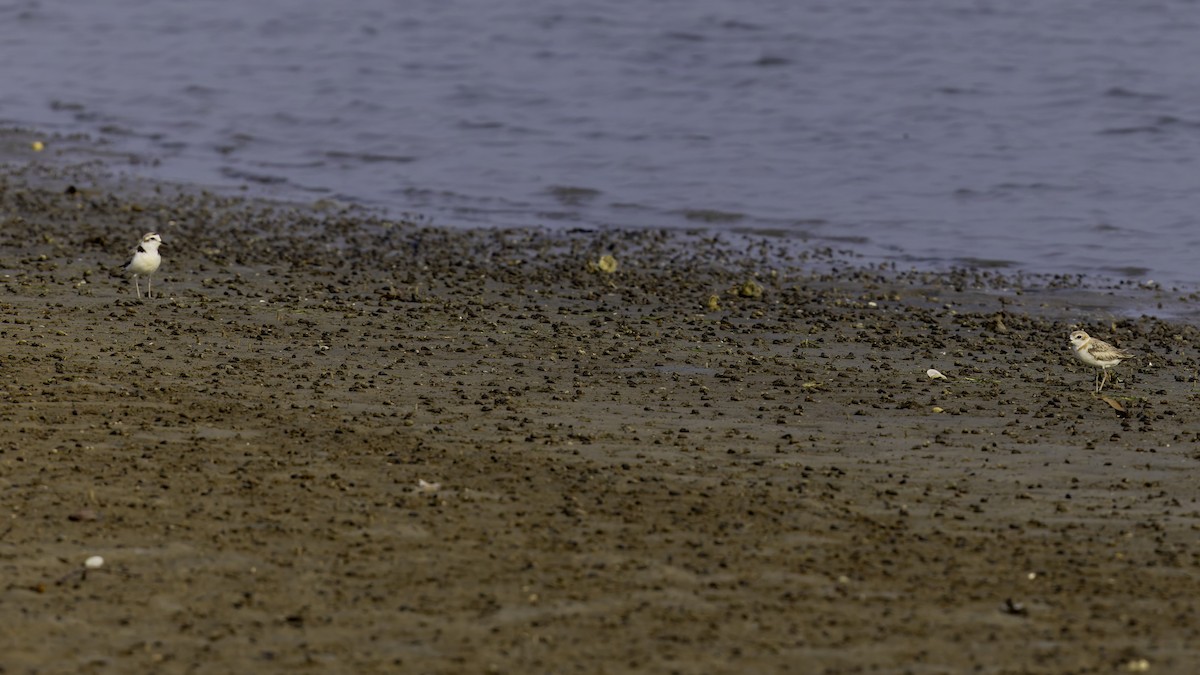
[9,125,1200,312]
[1,135,1199,672]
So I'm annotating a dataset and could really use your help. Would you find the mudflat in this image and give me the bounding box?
[2,147,1199,674]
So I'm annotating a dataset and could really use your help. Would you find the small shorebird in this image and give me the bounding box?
[124,232,163,299]
[1069,330,1135,393]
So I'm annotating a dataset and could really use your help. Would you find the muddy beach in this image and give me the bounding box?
[2,137,1200,674]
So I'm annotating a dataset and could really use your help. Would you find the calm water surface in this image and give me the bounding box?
[3,0,1200,286]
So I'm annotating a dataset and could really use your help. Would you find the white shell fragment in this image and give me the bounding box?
[84,556,105,569]
[417,479,441,494]
[926,369,947,380]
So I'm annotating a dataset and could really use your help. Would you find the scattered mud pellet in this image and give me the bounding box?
[68,509,102,522]
[737,280,764,298]
[1002,598,1027,616]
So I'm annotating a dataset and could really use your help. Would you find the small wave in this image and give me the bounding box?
[219,167,288,185]
[325,150,415,164]
[546,185,602,206]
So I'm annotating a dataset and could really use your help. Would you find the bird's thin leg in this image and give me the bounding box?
[147,275,153,299]
[134,276,142,300]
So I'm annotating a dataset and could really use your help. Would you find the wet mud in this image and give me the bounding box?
[1,137,1199,673]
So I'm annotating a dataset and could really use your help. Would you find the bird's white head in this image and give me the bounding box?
[141,232,163,249]
[1069,330,1090,350]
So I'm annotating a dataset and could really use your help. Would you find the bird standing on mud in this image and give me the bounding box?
[124,232,163,299]
[1069,330,1134,393]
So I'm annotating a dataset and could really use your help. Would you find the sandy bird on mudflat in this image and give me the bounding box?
[1069,330,1135,393]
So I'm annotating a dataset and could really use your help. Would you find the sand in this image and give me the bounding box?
[2,132,1199,674]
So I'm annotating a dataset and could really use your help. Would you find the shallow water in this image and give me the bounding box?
[3,0,1200,287]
